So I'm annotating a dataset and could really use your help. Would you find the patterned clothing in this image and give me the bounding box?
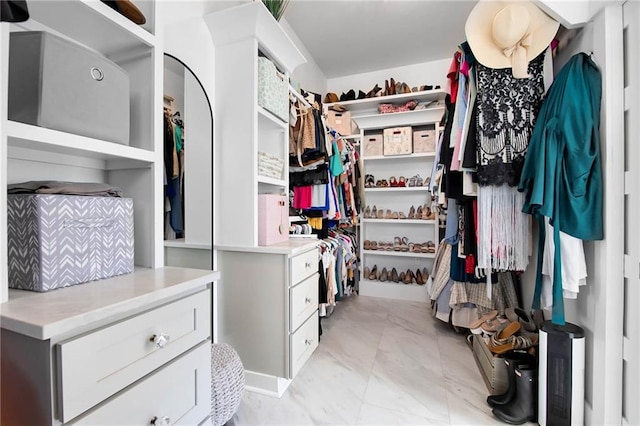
[476,52,546,187]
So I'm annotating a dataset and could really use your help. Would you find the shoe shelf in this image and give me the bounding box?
[362,219,436,225]
[359,279,430,303]
[257,175,287,187]
[362,152,436,161]
[258,106,288,130]
[362,250,436,259]
[365,187,431,193]
[324,89,446,114]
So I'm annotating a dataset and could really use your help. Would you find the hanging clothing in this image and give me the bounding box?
[518,53,603,324]
[476,52,546,187]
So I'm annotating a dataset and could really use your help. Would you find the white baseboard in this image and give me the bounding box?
[244,370,291,398]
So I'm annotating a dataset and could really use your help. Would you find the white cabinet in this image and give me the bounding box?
[205,2,306,247]
[0,268,219,425]
[326,91,446,302]
[217,241,319,397]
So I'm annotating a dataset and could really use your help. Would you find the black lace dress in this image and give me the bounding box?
[476,52,546,187]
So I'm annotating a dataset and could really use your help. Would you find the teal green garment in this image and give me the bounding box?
[174,125,183,152]
[329,140,344,177]
[518,53,603,324]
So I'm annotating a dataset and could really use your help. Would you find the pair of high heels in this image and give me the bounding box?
[416,205,436,220]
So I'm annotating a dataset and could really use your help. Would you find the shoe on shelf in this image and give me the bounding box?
[398,211,407,219]
[385,209,393,219]
[393,236,402,251]
[422,267,430,281]
[380,267,388,282]
[415,268,424,285]
[407,205,416,219]
[389,78,396,95]
[408,176,416,187]
[400,237,410,252]
[391,267,399,283]
[324,92,339,103]
[389,176,398,187]
[357,90,366,100]
[370,241,378,251]
[426,241,436,253]
[377,208,384,219]
[366,83,382,98]
[398,176,406,187]
[363,205,371,218]
[365,174,375,188]
[416,205,423,218]
[370,265,380,280]
[371,205,378,218]
[399,271,406,282]
[469,310,498,334]
[363,266,370,279]
[363,240,371,250]
[391,211,399,219]
[415,174,424,186]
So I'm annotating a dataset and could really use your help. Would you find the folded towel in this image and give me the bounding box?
[8,181,123,197]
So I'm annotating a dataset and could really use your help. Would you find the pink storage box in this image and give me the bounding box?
[413,126,437,153]
[326,110,352,136]
[258,194,289,246]
[363,132,383,157]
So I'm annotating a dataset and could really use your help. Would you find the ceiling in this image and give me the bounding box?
[283,0,478,79]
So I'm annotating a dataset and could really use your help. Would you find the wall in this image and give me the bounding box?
[327,59,451,97]
[279,18,327,95]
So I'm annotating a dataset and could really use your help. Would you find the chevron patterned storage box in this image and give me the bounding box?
[7,194,134,292]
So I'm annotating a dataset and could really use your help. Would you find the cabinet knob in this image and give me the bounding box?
[150,333,170,349]
[305,297,312,304]
[304,262,312,268]
[150,416,171,425]
[304,339,312,346]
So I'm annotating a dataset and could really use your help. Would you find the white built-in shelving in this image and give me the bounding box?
[326,88,445,302]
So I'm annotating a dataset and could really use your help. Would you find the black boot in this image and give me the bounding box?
[487,352,536,407]
[492,366,538,425]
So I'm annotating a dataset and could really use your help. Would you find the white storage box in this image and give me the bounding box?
[8,31,130,145]
[7,194,134,292]
[257,57,288,122]
[258,151,284,180]
[383,127,413,156]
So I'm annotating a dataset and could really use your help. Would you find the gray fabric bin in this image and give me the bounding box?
[8,31,130,145]
[7,194,134,292]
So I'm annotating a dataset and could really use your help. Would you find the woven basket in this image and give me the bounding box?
[210,343,245,426]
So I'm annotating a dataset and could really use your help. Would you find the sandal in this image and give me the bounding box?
[363,205,371,218]
[401,237,409,252]
[398,176,406,187]
[398,211,406,219]
[389,176,398,187]
[407,205,416,219]
[380,179,389,187]
[393,236,402,251]
[364,240,371,250]
[421,205,430,220]
[391,211,399,219]
[469,310,498,334]
[415,174,424,187]
[377,208,384,219]
[370,241,378,251]
[426,241,436,253]
[376,180,383,187]
[407,176,416,187]
[385,209,393,219]
[363,266,370,279]
[371,205,377,218]
[490,333,538,355]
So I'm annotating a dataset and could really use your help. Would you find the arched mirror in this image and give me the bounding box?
[162,53,214,270]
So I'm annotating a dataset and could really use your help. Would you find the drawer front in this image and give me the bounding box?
[74,343,211,425]
[290,273,319,332]
[57,291,211,423]
[290,312,319,378]
[290,249,318,285]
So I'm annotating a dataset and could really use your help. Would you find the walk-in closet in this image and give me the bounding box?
[0,1,637,425]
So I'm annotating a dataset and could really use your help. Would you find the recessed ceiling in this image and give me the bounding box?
[283,0,478,79]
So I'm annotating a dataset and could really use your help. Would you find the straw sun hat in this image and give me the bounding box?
[465,0,559,78]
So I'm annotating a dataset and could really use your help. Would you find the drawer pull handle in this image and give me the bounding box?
[304,339,312,346]
[150,333,170,349]
[305,297,312,304]
[304,262,312,268]
[150,416,171,425]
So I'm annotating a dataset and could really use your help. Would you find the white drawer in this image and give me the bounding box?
[74,342,211,426]
[290,249,318,285]
[290,312,318,378]
[290,273,318,332]
[57,291,211,423]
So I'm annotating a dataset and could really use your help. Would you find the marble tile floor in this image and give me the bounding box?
[229,295,512,426]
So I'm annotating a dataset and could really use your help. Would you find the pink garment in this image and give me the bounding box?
[293,185,312,209]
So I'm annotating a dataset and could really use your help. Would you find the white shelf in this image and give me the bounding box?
[365,187,430,193]
[257,175,287,187]
[353,107,445,130]
[258,106,288,130]
[325,89,446,114]
[359,279,430,303]
[6,121,155,169]
[362,219,436,225]
[20,0,155,58]
[362,152,436,161]
[362,250,436,259]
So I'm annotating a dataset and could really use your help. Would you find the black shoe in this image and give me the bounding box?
[357,90,366,100]
[487,352,536,407]
[345,89,356,101]
[492,366,538,425]
[339,92,347,101]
